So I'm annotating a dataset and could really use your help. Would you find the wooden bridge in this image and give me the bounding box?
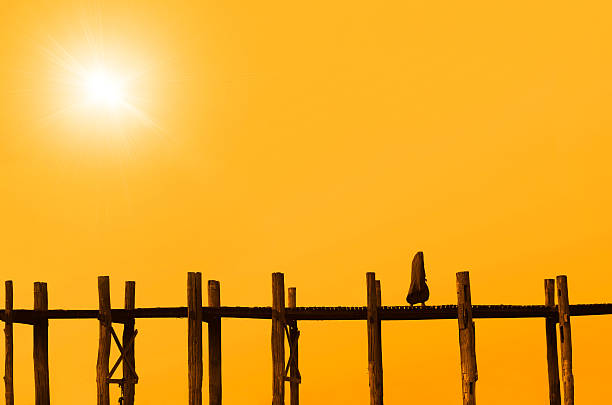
[1,271,607,405]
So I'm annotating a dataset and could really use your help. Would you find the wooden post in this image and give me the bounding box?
[188,272,203,405]
[557,275,574,405]
[4,281,13,405]
[33,282,50,405]
[374,280,382,399]
[208,280,221,405]
[288,287,299,405]
[123,281,136,405]
[366,273,382,405]
[456,272,477,405]
[97,277,111,405]
[272,273,285,405]
[544,279,561,405]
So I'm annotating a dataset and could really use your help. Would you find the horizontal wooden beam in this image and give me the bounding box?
[1,303,612,323]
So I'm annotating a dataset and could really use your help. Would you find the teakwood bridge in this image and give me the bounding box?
[1,271,609,405]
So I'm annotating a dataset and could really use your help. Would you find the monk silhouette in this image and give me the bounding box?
[406,251,429,306]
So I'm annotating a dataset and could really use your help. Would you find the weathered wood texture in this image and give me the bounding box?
[123,281,136,405]
[457,272,477,405]
[272,273,285,405]
[97,277,111,405]
[33,282,50,405]
[557,276,573,405]
[208,280,222,405]
[544,279,561,405]
[4,281,13,405]
[288,287,299,405]
[188,272,203,405]
[366,273,383,405]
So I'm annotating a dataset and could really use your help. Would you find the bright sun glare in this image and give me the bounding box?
[83,68,125,108]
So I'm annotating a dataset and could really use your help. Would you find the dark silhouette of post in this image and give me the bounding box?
[544,279,561,405]
[288,287,299,405]
[457,272,477,405]
[97,277,111,405]
[557,276,573,405]
[4,281,13,405]
[34,282,50,405]
[208,280,221,405]
[272,273,285,405]
[123,281,136,405]
[366,272,382,405]
[188,272,203,405]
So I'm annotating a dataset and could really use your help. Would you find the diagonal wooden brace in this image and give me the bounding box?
[283,324,301,383]
[108,326,138,382]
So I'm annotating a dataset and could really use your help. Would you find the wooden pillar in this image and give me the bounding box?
[123,281,136,405]
[208,280,221,405]
[544,279,561,405]
[557,275,573,405]
[272,273,285,405]
[97,277,111,405]
[456,272,477,405]
[374,280,382,399]
[33,282,50,405]
[4,281,13,405]
[188,272,203,405]
[288,287,299,405]
[366,272,382,405]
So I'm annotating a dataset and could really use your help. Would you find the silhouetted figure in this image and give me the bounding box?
[406,251,429,306]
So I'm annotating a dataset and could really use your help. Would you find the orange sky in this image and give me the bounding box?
[1,1,612,404]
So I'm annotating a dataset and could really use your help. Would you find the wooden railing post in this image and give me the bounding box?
[272,273,285,405]
[4,281,13,405]
[123,281,136,405]
[33,282,50,405]
[544,279,561,405]
[188,272,203,405]
[457,272,477,405]
[208,280,221,405]
[288,287,299,405]
[366,272,383,405]
[557,275,574,405]
[97,277,111,405]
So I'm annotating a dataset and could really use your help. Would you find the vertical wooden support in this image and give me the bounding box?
[456,272,477,405]
[544,279,561,405]
[557,275,574,405]
[271,273,285,405]
[188,272,203,405]
[123,281,136,405]
[208,280,221,405]
[288,287,299,405]
[4,281,14,405]
[97,277,111,405]
[33,282,50,405]
[366,272,382,405]
[374,280,382,399]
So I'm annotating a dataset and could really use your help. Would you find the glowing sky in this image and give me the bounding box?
[1,1,612,404]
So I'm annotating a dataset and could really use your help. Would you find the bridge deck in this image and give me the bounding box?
[2,303,612,323]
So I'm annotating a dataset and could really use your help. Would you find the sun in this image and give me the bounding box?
[82,68,125,109]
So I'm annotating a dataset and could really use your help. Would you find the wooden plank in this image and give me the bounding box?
[544,279,561,405]
[4,281,13,405]
[123,281,136,405]
[366,273,382,405]
[208,280,222,405]
[374,280,382,401]
[272,273,285,405]
[557,276,574,405]
[33,282,50,405]
[2,302,612,323]
[97,277,111,405]
[457,272,477,405]
[188,272,203,405]
[287,287,299,405]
